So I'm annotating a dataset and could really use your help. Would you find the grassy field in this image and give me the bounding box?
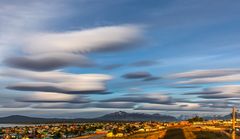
[193,130,230,139]
[73,126,231,139]
[159,126,231,139]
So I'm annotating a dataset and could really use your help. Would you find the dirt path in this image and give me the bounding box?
[72,134,105,139]
[182,127,196,139]
[163,128,186,139]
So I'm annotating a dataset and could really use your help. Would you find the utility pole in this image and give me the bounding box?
[232,107,236,139]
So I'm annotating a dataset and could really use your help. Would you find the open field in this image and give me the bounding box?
[193,130,230,139]
[72,126,231,139]
[161,126,231,139]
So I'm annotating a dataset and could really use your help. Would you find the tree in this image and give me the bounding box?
[125,125,131,133]
[112,128,118,135]
[187,116,204,123]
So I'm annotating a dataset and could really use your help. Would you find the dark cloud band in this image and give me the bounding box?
[4,53,95,71]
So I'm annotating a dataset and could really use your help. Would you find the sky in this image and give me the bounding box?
[1,0,240,118]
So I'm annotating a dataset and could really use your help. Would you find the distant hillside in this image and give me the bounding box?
[203,113,240,120]
[96,111,177,122]
[0,111,177,124]
[0,115,89,124]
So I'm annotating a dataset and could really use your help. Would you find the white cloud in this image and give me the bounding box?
[207,85,240,93]
[136,103,199,110]
[103,93,173,104]
[16,92,89,103]
[135,102,223,112]
[183,85,240,100]
[18,92,74,101]
[31,102,136,109]
[1,69,112,83]
[170,68,240,84]
[197,85,240,99]
[8,81,107,93]
[22,25,143,54]
[1,69,112,94]
[177,74,240,84]
[0,1,58,61]
[171,68,240,79]
[31,103,88,109]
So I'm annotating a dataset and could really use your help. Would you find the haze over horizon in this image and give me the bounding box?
[1,0,240,118]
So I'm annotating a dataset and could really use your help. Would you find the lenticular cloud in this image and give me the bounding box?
[22,25,142,54]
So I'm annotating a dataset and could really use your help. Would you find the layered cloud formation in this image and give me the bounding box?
[4,25,142,71]
[0,23,146,114]
[172,69,240,84]
[1,0,240,118]
[2,69,112,94]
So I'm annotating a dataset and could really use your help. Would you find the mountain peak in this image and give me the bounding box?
[97,111,177,122]
[115,111,127,115]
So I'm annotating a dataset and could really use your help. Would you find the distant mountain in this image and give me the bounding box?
[96,111,177,122]
[201,113,240,120]
[0,111,177,124]
[0,115,89,124]
[178,115,195,121]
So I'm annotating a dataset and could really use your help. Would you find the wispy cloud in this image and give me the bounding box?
[1,69,111,83]
[16,92,90,103]
[7,81,111,94]
[170,68,240,84]
[122,71,152,79]
[178,74,240,84]
[135,103,206,111]
[184,85,240,99]
[102,64,123,70]
[102,93,173,104]
[171,68,240,79]
[129,60,159,67]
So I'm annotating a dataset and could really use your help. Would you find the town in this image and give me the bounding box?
[0,118,238,139]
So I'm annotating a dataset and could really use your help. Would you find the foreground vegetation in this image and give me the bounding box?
[193,130,230,139]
